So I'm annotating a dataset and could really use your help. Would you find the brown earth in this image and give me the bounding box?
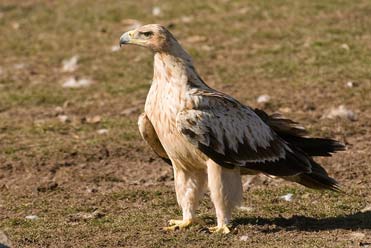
[1,0,371,247]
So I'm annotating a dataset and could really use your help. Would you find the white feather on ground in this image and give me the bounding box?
[62,77,93,88]
[323,105,357,121]
[62,55,79,72]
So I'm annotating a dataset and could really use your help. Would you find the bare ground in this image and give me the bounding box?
[1,0,371,247]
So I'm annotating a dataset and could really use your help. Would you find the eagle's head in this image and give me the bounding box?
[119,24,175,53]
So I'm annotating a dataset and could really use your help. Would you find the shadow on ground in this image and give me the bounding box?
[235,211,371,232]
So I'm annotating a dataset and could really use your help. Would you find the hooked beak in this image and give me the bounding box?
[119,31,134,47]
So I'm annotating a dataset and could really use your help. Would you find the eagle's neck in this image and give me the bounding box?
[153,50,208,89]
[146,43,208,128]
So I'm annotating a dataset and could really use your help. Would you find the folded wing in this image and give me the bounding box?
[176,90,313,176]
[138,113,172,165]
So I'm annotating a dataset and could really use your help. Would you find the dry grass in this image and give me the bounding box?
[1,0,371,247]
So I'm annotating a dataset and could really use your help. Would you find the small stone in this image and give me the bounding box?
[111,45,120,52]
[340,43,350,51]
[72,134,80,139]
[58,115,70,123]
[279,193,293,202]
[257,94,271,104]
[152,6,161,16]
[97,129,109,135]
[86,115,101,124]
[346,81,357,88]
[62,77,93,88]
[11,22,20,30]
[323,105,357,121]
[25,215,39,220]
[240,235,249,241]
[62,55,79,72]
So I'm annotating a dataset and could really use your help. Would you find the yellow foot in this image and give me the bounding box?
[208,224,231,234]
[163,218,204,231]
[163,219,192,231]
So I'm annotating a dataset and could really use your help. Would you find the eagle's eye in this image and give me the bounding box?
[140,31,154,38]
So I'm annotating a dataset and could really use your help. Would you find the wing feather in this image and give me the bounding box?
[178,91,292,163]
[176,90,313,175]
[138,113,171,165]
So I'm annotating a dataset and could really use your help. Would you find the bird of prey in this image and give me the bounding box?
[119,24,345,234]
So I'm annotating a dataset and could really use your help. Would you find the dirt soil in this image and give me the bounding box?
[1,0,371,247]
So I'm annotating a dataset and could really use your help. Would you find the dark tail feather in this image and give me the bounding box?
[281,135,346,157]
[254,108,346,156]
[295,173,341,192]
[282,160,342,192]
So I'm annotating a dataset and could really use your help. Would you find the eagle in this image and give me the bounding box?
[119,24,345,234]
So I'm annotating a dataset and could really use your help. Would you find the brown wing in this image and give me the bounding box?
[176,92,342,191]
[138,113,171,165]
[176,91,312,176]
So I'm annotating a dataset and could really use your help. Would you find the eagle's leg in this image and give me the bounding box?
[207,159,242,234]
[164,164,207,231]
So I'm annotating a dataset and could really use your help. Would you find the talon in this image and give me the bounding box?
[163,219,192,231]
[163,218,204,231]
[208,224,231,234]
[163,225,181,231]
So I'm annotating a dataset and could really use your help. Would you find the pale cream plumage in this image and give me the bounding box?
[119,24,344,233]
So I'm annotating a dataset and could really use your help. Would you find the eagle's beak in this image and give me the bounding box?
[119,31,134,47]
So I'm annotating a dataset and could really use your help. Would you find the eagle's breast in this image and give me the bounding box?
[144,54,206,169]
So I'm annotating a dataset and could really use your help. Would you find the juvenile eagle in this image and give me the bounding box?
[119,24,345,233]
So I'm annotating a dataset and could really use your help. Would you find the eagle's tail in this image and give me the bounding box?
[254,108,344,192]
[282,160,341,192]
[254,109,346,156]
[280,135,345,157]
